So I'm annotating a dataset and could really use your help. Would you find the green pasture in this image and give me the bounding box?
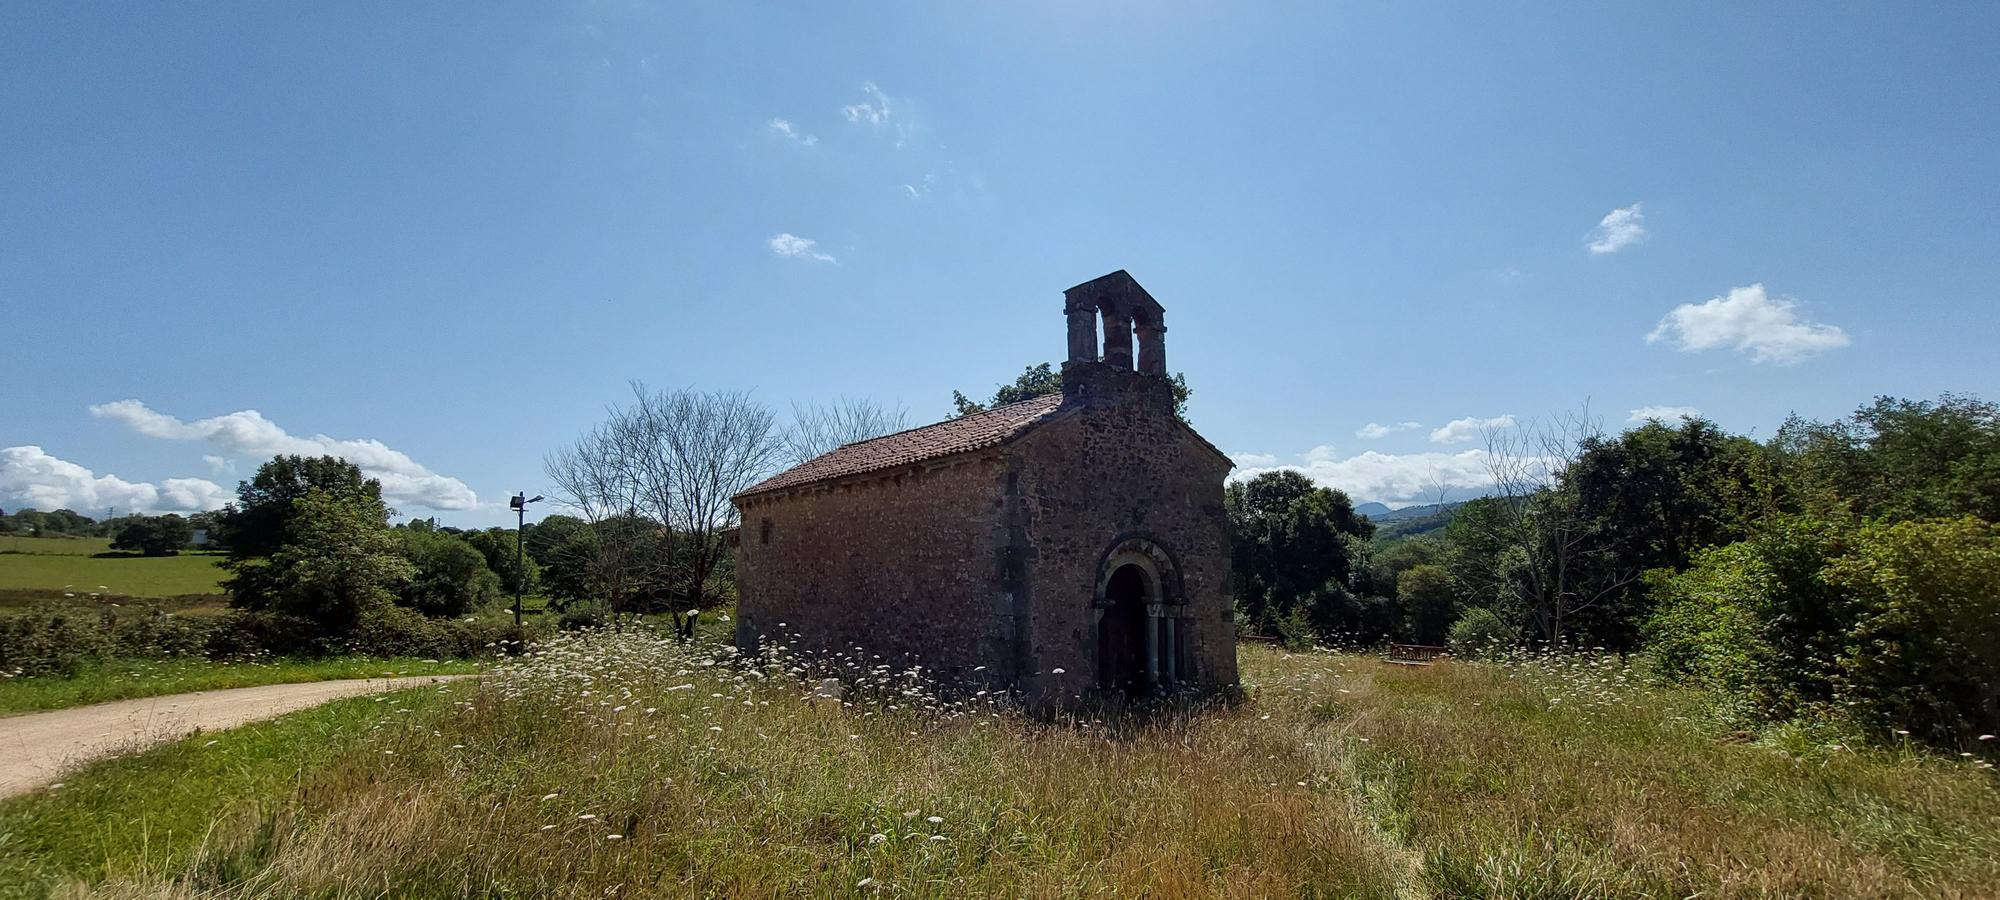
[0,537,226,598]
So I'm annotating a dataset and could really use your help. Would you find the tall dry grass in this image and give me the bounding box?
[25,633,2000,898]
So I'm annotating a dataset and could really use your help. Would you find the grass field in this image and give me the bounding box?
[0,635,1993,898]
[0,656,486,716]
[0,536,226,599]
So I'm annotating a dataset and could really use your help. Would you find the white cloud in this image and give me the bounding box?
[1228,452,1278,468]
[1628,405,1702,424]
[767,117,817,147]
[1228,447,1526,506]
[1356,421,1422,440]
[0,445,228,514]
[1586,203,1648,255]
[841,82,892,126]
[202,455,233,474]
[1430,415,1516,445]
[87,400,478,511]
[767,233,837,264]
[1646,283,1850,364]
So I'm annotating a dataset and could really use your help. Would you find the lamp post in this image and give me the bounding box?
[508,492,543,627]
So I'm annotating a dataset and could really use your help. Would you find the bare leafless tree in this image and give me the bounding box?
[781,398,909,466]
[545,383,781,635]
[1471,405,1640,645]
[542,420,656,625]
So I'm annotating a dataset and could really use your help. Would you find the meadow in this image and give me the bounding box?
[1,633,1993,898]
[0,536,227,599]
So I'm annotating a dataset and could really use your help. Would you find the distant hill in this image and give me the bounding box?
[1360,500,1466,541]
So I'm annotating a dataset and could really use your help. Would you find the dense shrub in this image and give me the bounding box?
[1823,517,2000,745]
[1647,514,2000,747]
[109,611,215,658]
[395,529,502,618]
[0,613,111,677]
[1446,607,1516,658]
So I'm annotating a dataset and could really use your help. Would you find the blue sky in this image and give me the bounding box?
[4,2,1997,525]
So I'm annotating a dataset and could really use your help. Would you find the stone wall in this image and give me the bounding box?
[733,457,1015,682]
[1007,362,1238,702]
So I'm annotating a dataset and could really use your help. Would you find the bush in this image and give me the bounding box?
[343,606,451,659]
[557,601,610,631]
[1447,607,1515,658]
[0,613,111,677]
[1823,517,2000,746]
[1646,514,2000,749]
[204,610,318,659]
[395,529,502,618]
[109,611,215,658]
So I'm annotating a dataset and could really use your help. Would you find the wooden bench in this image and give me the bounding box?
[1385,643,1447,666]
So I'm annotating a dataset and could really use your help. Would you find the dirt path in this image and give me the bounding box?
[0,675,475,799]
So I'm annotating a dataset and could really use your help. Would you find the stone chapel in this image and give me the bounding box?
[731,270,1238,702]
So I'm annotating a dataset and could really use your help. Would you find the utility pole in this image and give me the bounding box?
[508,492,543,627]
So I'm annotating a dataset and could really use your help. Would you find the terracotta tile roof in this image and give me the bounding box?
[736,393,1067,500]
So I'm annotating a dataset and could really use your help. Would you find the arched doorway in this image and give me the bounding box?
[1097,564,1151,696]
[1092,535,1188,699]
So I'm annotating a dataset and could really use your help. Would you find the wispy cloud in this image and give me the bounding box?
[1430,415,1516,445]
[767,233,837,264]
[1646,284,1849,364]
[1356,421,1422,440]
[0,445,229,514]
[1228,452,1278,468]
[1586,203,1648,255]
[767,117,817,147]
[1628,405,1702,423]
[88,400,478,511]
[841,82,892,126]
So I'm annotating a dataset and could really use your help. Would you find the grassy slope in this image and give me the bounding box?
[0,656,485,716]
[0,640,1994,898]
[0,536,226,598]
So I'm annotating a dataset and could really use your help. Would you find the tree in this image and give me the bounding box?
[1396,563,1458,644]
[1474,409,1641,646]
[1226,470,1374,637]
[465,527,542,599]
[545,383,781,633]
[224,457,392,612]
[952,363,1063,416]
[395,528,502,617]
[237,488,416,632]
[111,514,193,557]
[782,398,909,466]
[223,455,387,561]
[952,362,1194,422]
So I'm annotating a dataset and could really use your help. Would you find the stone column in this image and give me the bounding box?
[1144,604,1160,689]
[1136,322,1167,376]
[1102,312,1134,369]
[1065,303,1098,363]
[1164,616,1178,684]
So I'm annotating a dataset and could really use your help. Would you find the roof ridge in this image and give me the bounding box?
[735,392,1066,500]
[825,392,1063,452]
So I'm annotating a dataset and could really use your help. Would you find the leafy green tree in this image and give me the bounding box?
[223,455,387,561]
[1226,470,1374,637]
[111,514,193,557]
[234,489,415,632]
[465,527,542,599]
[224,457,393,614]
[394,528,502,617]
[951,362,1194,421]
[1775,394,2000,522]
[1824,516,2000,745]
[1395,563,1458,644]
[524,514,589,568]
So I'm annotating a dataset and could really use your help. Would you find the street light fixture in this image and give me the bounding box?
[508,492,544,627]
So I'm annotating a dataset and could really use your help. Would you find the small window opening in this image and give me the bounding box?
[759,517,773,544]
